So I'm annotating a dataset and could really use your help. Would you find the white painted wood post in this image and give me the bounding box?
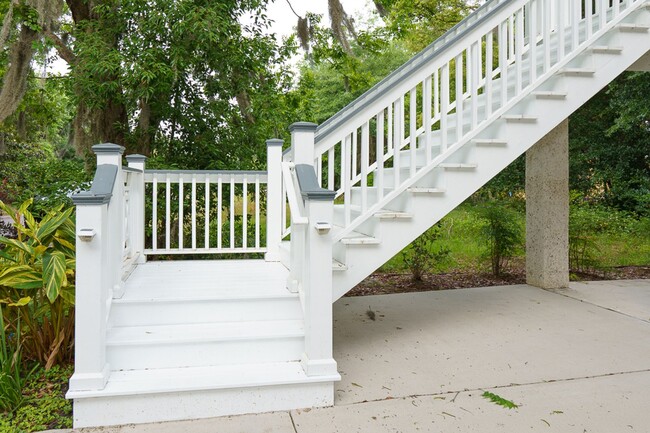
[126,155,147,264]
[287,123,318,292]
[291,122,317,165]
[69,201,110,392]
[265,139,283,262]
[69,144,124,392]
[93,144,126,299]
[294,164,338,378]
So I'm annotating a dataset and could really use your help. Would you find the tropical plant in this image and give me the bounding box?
[0,199,75,368]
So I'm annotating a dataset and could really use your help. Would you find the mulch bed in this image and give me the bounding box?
[346,265,650,297]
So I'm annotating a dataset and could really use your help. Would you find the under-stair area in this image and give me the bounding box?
[67,0,650,427]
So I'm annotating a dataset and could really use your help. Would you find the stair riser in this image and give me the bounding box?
[107,337,304,370]
[72,381,334,428]
[110,298,302,327]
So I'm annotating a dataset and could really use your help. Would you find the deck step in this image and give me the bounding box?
[618,23,650,33]
[67,361,340,427]
[408,187,446,195]
[106,320,304,370]
[439,163,478,170]
[472,139,507,147]
[558,68,596,77]
[502,114,538,123]
[340,232,381,245]
[111,293,302,327]
[591,45,623,54]
[533,91,567,100]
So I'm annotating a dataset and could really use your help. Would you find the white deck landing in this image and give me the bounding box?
[68,259,339,428]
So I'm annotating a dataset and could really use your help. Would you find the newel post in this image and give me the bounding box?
[265,139,283,262]
[68,144,124,392]
[287,122,318,293]
[295,164,338,379]
[126,154,147,264]
[93,144,125,298]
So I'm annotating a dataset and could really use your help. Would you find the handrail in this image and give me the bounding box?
[282,162,308,226]
[304,0,646,243]
[315,0,512,144]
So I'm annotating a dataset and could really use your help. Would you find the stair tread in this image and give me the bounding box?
[340,232,381,245]
[439,163,478,168]
[374,210,413,219]
[559,68,596,74]
[473,139,507,145]
[408,187,446,194]
[533,91,567,98]
[107,320,304,345]
[67,361,339,399]
[591,45,623,53]
[121,260,289,301]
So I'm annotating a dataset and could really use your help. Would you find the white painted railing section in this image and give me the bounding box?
[311,0,644,242]
[143,170,268,255]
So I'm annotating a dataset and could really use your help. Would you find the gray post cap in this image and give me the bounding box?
[71,164,118,205]
[295,164,336,201]
[289,122,318,133]
[126,154,148,163]
[266,138,284,147]
[92,143,125,155]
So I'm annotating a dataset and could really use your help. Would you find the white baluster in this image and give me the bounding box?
[205,177,210,249]
[361,121,369,211]
[191,175,196,250]
[441,63,450,152]
[152,176,158,251]
[178,176,184,250]
[376,110,385,200]
[165,175,171,251]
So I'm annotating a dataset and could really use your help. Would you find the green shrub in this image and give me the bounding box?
[401,223,450,281]
[476,202,523,276]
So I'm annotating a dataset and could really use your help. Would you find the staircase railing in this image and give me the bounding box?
[307,0,645,242]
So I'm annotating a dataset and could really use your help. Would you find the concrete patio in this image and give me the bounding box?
[70,279,650,433]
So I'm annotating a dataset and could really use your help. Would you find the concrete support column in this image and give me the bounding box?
[526,119,569,289]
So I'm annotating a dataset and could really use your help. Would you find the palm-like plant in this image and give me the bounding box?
[0,199,76,368]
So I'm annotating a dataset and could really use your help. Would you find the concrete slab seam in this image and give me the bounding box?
[544,288,650,324]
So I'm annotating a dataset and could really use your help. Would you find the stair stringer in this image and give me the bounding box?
[332,9,650,302]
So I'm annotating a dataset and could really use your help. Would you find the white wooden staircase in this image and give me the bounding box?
[68,0,650,427]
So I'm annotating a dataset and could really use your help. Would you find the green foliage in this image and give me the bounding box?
[476,202,523,276]
[1,364,73,432]
[0,200,75,367]
[0,300,27,414]
[384,0,476,52]
[0,140,88,216]
[481,391,519,409]
[401,223,450,281]
[569,72,650,217]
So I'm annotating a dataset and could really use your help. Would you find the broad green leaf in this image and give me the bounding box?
[19,199,36,229]
[0,265,42,289]
[7,297,31,307]
[0,250,17,263]
[36,207,73,243]
[53,238,76,259]
[0,237,35,256]
[43,251,67,303]
[59,287,75,306]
